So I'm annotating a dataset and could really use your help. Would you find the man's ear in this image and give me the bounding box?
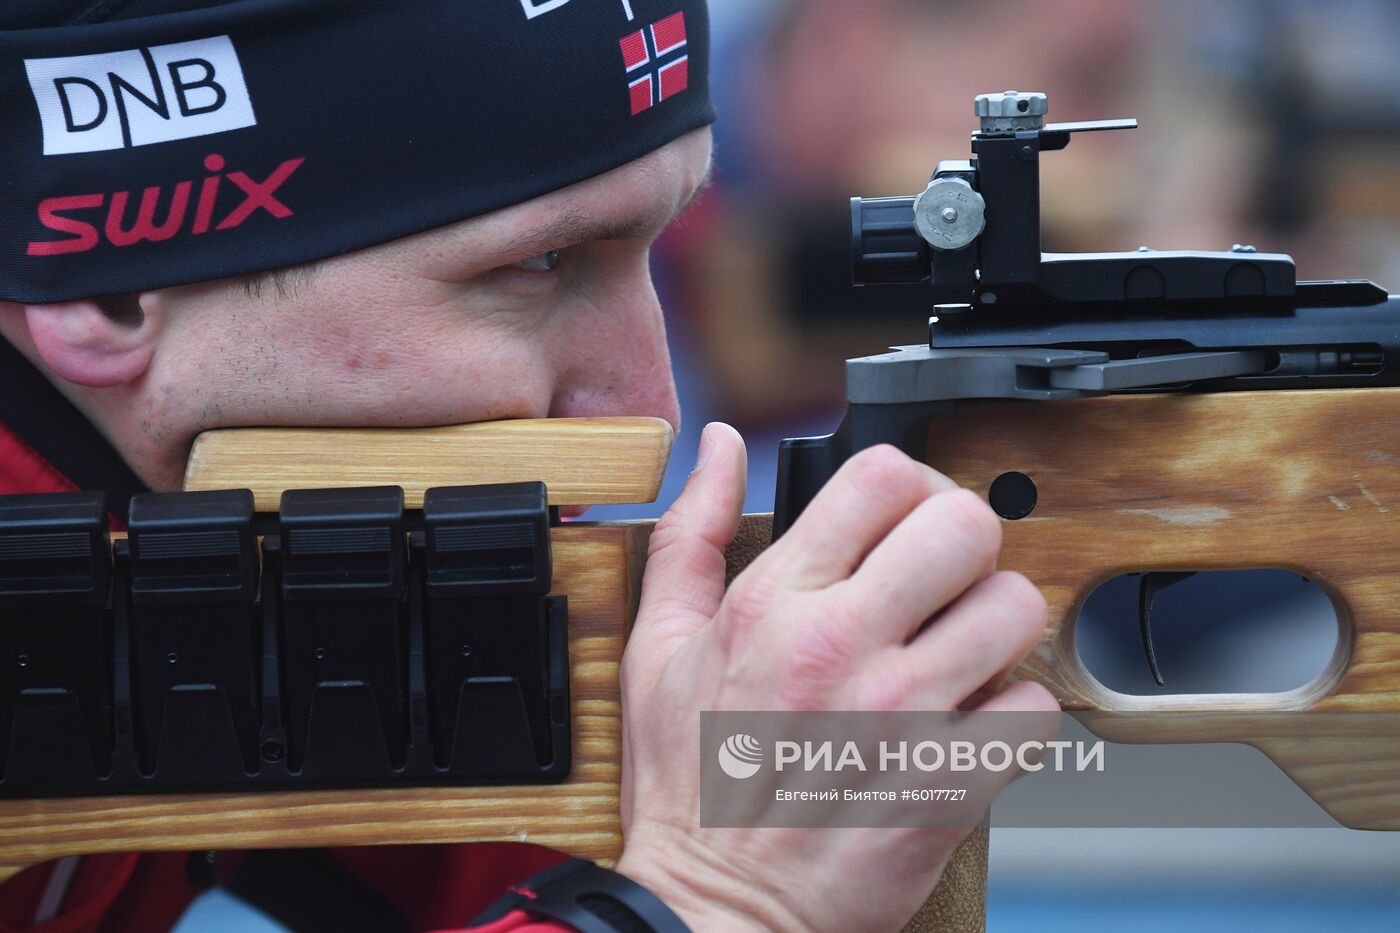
[24,293,162,389]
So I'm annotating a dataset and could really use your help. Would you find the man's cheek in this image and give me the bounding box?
[400,335,557,424]
[298,296,574,424]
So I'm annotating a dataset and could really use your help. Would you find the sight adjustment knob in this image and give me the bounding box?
[975,90,1048,134]
[913,177,986,252]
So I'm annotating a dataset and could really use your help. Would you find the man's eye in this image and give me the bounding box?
[513,249,562,273]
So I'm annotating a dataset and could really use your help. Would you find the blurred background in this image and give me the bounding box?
[594,0,1400,929]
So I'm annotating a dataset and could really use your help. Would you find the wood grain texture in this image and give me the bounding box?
[183,418,674,509]
[0,524,649,877]
[24,390,1400,911]
[926,388,1400,829]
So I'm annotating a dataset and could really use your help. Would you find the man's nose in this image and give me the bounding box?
[548,312,681,434]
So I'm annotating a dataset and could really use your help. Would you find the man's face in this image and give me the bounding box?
[123,128,711,487]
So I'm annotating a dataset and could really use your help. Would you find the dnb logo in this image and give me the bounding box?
[718,733,764,780]
[24,35,256,155]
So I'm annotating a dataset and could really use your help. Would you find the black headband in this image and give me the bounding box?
[0,0,715,303]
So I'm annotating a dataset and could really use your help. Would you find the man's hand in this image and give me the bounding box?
[614,423,1059,932]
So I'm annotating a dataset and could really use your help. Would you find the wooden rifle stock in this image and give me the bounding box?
[6,393,1400,925]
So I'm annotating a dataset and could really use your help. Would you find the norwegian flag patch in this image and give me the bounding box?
[620,11,689,116]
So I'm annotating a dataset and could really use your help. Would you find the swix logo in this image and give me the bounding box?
[26,154,304,257]
[24,35,256,155]
[620,12,689,116]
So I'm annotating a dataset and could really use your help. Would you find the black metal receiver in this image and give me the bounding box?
[775,90,1400,684]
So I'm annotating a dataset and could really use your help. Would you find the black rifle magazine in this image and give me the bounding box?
[0,483,570,797]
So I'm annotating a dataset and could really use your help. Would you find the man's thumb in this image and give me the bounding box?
[634,422,748,647]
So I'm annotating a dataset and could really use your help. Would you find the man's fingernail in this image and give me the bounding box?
[691,424,714,475]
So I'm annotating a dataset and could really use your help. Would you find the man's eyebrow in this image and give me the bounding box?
[501,162,714,258]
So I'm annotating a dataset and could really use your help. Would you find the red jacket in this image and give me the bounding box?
[0,420,568,933]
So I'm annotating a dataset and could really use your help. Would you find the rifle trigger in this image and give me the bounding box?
[1137,572,1196,688]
